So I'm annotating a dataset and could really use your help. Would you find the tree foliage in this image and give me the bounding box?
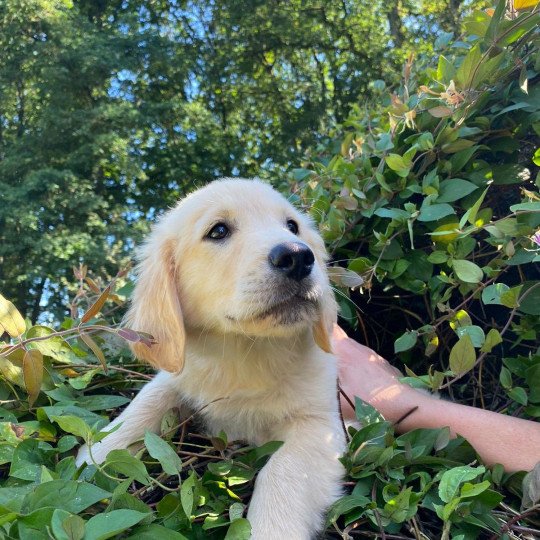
[1,0,478,319]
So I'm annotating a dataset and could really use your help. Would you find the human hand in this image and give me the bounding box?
[332,324,418,422]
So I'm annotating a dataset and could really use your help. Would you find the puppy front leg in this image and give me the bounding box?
[247,416,345,540]
[76,371,182,466]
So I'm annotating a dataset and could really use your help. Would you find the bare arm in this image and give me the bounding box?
[333,325,540,473]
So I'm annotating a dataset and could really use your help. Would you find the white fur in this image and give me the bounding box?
[76,179,345,539]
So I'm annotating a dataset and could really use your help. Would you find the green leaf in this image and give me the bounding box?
[417,203,455,222]
[326,494,370,524]
[245,440,284,466]
[500,285,522,308]
[460,187,488,228]
[519,281,540,315]
[10,439,52,481]
[374,207,411,221]
[507,386,528,405]
[480,329,502,353]
[27,326,79,364]
[394,331,418,353]
[452,259,483,283]
[0,486,33,514]
[437,55,456,83]
[456,44,482,88]
[386,153,411,176]
[23,480,111,514]
[510,201,540,212]
[144,431,182,476]
[455,325,485,348]
[291,168,312,181]
[104,450,151,484]
[180,471,196,519]
[224,518,251,540]
[499,366,512,389]
[327,267,364,289]
[481,283,510,305]
[85,510,148,540]
[428,251,448,264]
[51,509,85,540]
[449,335,476,375]
[51,415,91,441]
[491,163,530,185]
[485,0,506,40]
[434,427,451,451]
[229,502,245,522]
[522,463,540,509]
[437,179,478,203]
[41,405,105,428]
[460,480,490,498]
[438,465,485,503]
[375,132,394,152]
[126,525,188,539]
[75,395,130,411]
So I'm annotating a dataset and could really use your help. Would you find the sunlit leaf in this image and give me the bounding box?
[81,284,112,323]
[23,349,43,407]
[80,332,108,373]
[144,431,182,476]
[0,294,26,338]
[449,335,476,375]
[452,259,483,283]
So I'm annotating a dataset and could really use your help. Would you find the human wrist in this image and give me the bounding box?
[369,382,435,429]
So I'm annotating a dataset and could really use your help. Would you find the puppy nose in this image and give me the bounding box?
[269,242,315,282]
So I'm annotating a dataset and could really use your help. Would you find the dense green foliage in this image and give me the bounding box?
[293,1,540,410]
[1,0,477,319]
[0,1,539,539]
[291,3,540,536]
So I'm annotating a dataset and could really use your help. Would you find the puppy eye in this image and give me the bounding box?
[207,222,230,240]
[286,219,299,235]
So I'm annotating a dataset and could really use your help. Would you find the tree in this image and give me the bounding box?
[0,0,476,318]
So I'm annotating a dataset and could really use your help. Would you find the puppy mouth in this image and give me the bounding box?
[254,294,318,321]
[225,291,319,325]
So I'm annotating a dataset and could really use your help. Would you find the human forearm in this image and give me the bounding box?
[345,383,540,473]
[397,391,540,472]
[334,326,539,473]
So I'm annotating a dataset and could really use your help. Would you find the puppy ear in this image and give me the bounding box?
[313,288,337,354]
[124,238,185,373]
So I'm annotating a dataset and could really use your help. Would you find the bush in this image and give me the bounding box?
[290,2,540,536]
[0,2,539,539]
[293,2,540,405]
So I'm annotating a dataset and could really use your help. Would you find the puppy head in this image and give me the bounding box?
[125,179,337,372]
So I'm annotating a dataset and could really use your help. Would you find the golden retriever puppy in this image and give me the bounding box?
[76,179,345,539]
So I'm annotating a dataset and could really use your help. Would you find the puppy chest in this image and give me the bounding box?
[178,379,303,444]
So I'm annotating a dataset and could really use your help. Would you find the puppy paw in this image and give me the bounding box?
[75,441,112,467]
[75,444,91,467]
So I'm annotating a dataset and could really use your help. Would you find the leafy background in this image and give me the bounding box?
[1,0,539,538]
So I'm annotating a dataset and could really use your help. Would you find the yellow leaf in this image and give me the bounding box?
[0,350,25,387]
[0,294,26,338]
[514,0,540,9]
[23,349,43,407]
[431,222,460,244]
[449,334,476,375]
[428,106,453,118]
[81,284,111,323]
[84,277,101,293]
[80,332,108,373]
